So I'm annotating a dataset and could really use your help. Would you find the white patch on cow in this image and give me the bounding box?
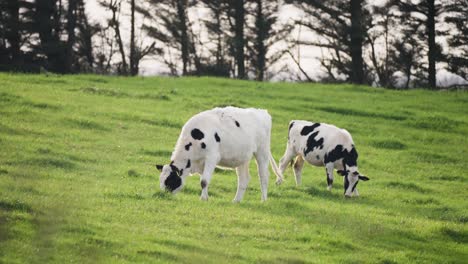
[158,106,284,202]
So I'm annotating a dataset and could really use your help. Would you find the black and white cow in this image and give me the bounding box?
[279,120,369,197]
[156,106,284,202]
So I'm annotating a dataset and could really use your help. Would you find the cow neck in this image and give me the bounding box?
[170,149,187,172]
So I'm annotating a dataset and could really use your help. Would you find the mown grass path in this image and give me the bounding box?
[0,74,467,263]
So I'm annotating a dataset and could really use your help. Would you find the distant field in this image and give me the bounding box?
[0,73,467,263]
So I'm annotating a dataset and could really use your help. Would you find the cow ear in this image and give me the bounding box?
[156,165,164,172]
[359,175,370,181]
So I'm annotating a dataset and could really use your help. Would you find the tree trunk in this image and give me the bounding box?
[110,1,127,75]
[215,9,223,67]
[427,0,436,89]
[66,0,77,73]
[77,0,94,68]
[405,64,411,89]
[255,0,266,81]
[6,0,20,65]
[130,0,136,75]
[350,0,364,84]
[36,0,64,73]
[177,0,189,75]
[234,0,245,79]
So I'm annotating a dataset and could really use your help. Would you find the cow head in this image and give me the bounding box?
[340,170,369,197]
[156,162,187,193]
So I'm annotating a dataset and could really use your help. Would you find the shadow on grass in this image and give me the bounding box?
[411,151,457,164]
[428,174,466,182]
[63,226,97,236]
[36,147,96,164]
[65,118,110,131]
[137,250,179,261]
[83,237,115,248]
[7,157,76,170]
[440,227,468,243]
[152,191,174,200]
[370,140,407,150]
[0,200,33,213]
[317,106,407,121]
[401,197,440,205]
[304,186,345,201]
[0,92,60,110]
[386,182,429,193]
[103,112,183,129]
[151,239,248,262]
[75,87,172,101]
[140,118,182,128]
[85,77,109,83]
[408,115,463,133]
[104,192,145,200]
[141,149,172,157]
[0,123,43,136]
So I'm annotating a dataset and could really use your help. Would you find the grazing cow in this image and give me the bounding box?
[278,120,369,197]
[156,106,284,202]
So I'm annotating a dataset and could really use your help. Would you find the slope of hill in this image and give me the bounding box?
[0,74,467,263]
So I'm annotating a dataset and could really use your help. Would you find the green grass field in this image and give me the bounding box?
[0,73,467,263]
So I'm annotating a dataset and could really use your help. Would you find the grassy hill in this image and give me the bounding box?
[0,73,467,263]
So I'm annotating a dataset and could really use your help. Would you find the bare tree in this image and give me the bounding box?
[285,0,371,84]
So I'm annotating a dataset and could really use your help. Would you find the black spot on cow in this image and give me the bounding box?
[344,175,350,193]
[327,177,333,186]
[345,146,358,167]
[185,142,192,151]
[235,120,240,127]
[191,128,204,140]
[186,159,191,168]
[165,165,182,192]
[324,145,358,168]
[337,170,347,176]
[214,133,220,142]
[326,168,333,186]
[288,122,295,139]
[324,145,344,164]
[289,122,295,132]
[300,123,320,136]
[201,142,206,149]
[201,179,207,189]
[351,181,359,192]
[316,155,320,160]
[303,131,324,156]
[170,164,180,175]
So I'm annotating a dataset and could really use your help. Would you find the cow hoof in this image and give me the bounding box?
[200,195,208,201]
[327,186,332,191]
[275,178,283,185]
[232,199,241,203]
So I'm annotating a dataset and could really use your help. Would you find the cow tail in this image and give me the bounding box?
[269,152,284,185]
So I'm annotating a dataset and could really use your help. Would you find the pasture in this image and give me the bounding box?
[0,73,467,263]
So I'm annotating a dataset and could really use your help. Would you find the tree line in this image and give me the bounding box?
[0,0,466,88]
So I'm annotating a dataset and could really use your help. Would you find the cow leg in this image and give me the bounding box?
[200,160,216,201]
[325,163,334,191]
[353,188,359,197]
[233,162,251,203]
[256,152,270,202]
[279,143,296,175]
[293,155,305,186]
